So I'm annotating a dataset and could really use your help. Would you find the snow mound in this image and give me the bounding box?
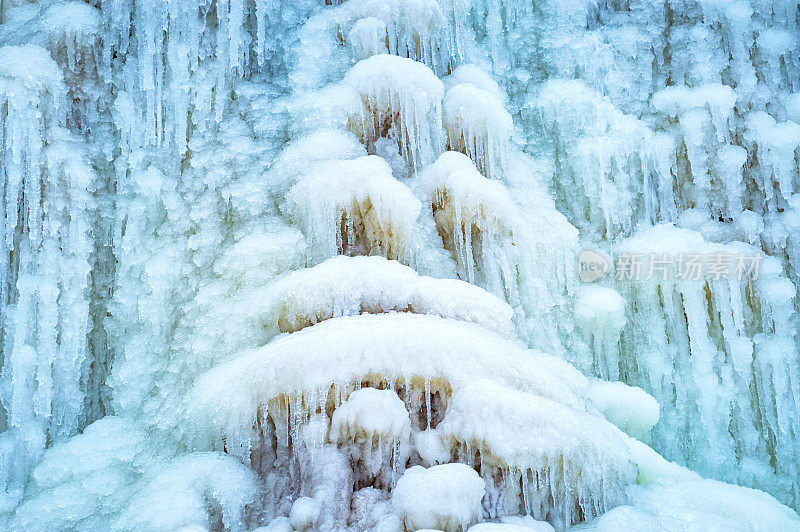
[187,312,654,477]
[585,478,800,531]
[42,1,101,35]
[393,464,485,532]
[330,388,411,489]
[331,388,411,445]
[469,519,553,532]
[587,380,660,442]
[444,65,503,100]
[416,151,577,344]
[186,312,599,459]
[348,17,389,60]
[258,255,516,336]
[283,156,421,264]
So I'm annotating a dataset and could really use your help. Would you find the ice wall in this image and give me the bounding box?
[0,0,798,530]
[0,42,97,510]
[506,0,800,508]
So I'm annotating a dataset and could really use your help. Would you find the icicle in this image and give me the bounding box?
[344,54,444,168]
[443,83,512,180]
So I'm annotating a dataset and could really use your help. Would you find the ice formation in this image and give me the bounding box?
[432,381,637,527]
[344,55,444,168]
[468,520,554,532]
[417,151,577,352]
[443,83,512,180]
[393,464,485,531]
[1,0,800,530]
[614,223,800,499]
[0,42,96,509]
[282,156,422,264]
[258,255,516,336]
[573,285,627,381]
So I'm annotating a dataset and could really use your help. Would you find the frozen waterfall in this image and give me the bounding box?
[0,0,799,530]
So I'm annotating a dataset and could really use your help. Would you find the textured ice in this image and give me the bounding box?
[121,453,259,531]
[527,79,673,238]
[0,44,97,510]
[574,285,627,381]
[10,417,152,530]
[267,129,367,198]
[287,84,364,137]
[416,151,577,354]
[443,83,512,179]
[444,65,504,100]
[651,84,747,220]
[282,155,421,264]
[744,111,800,207]
[2,0,800,528]
[338,0,461,74]
[614,223,800,502]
